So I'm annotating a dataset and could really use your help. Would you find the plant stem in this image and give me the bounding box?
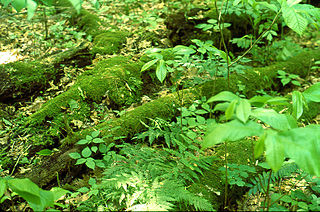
[224,141,228,209]
[228,9,282,67]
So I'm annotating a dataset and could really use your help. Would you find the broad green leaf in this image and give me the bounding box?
[81,147,92,158]
[156,59,167,83]
[213,102,230,112]
[141,59,159,72]
[258,2,278,12]
[225,99,237,120]
[50,187,69,202]
[36,149,53,156]
[251,108,291,131]
[236,99,251,123]
[99,143,107,153]
[2,0,12,7]
[203,120,263,148]
[292,91,304,119]
[303,82,320,102]
[173,45,196,55]
[75,158,86,165]
[279,125,320,176]
[86,158,96,170]
[282,6,308,35]
[67,0,81,13]
[28,189,54,211]
[68,155,81,166]
[26,0,37,20]
[92,138,104,143]
[11,0,25,11]
[91,130,100,138]
[249,95,272,106]
[76,139,88,145]
[8,178,41,206]
[91,146,98,153]
[207,91,239,103]
[86,135,93,141]
[0,179,6,198]
[287,0,302,7]
[254,133,266,158]
[266,97,289,105]
[264,131,285,172]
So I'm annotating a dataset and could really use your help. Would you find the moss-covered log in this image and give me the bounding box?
[0,61,56,102]
[28,56,143,125]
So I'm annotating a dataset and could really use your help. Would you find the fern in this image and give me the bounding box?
[249,161,299,196]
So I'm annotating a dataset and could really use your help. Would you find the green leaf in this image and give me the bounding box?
[0,179,7,198]
[282,6,308,35]
[99,143,107,153]
[292,91,304,119]
[26,0,37,20]
[50,187,69,202]
[156,59,167,83]
[75,158,86,165]
[36,149,53,156]
[28,189,54,211]
[254,133,266,158]
[279,125,320,176]
[91,146,98,153]
[91,130,100,138]
[207,91,239,103]
[81,147,92,158]
[225,99,237,120]
[76,139,88,145]
[251,108,291,131]
[1,0,13,7]
[281,78,291,86]
[203,120,263,148]
[213,102,230,112]
[86,158,95,170]
[67,0,82,13]
[303,82,320,102]
[8,178,41,208]
[11,0,25,12]
[173,45,196,55]
[264,131,285,172]
[141,59,159,72]
[85,135,93,141]
[92,138,104,143]
[236,99,251,123]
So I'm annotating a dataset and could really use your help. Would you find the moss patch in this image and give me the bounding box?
[91,31,128,55]
[29,56,143,125]
[0,61,56,100]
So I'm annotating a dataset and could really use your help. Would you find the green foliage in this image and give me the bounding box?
[219,163,256,187]
[69,130,109,170]
[277,70,301,87]
[203,82,320,175]
[0,177,69,210]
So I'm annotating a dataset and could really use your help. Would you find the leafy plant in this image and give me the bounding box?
[69,130,109,170]
[0,177,69,211]
[277,70,301,86]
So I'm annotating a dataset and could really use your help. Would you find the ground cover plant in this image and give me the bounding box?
[0,0,319,211]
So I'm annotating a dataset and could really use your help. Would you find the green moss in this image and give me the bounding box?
[91,31,128,55]
[29,57,142,125]
[0,61,56,98]
[3,61,55,89]
[74,9,101,36]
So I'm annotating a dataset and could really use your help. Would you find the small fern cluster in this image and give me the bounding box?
[77,101,216,211]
